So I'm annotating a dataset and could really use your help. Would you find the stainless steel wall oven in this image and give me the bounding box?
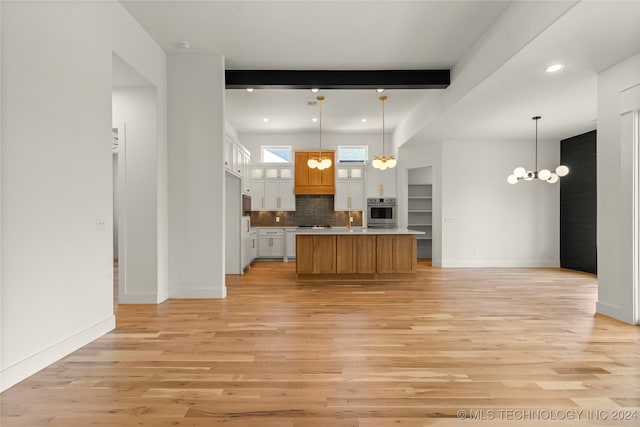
[367,198,397,228]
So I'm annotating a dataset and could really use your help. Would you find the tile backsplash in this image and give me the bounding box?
[250,195,362,227]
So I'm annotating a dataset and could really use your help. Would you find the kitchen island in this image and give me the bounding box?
[295,228,424,280]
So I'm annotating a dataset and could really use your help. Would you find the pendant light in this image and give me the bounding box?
[307,95,332,170]
[372,95,397,170]
[507,116,569,184]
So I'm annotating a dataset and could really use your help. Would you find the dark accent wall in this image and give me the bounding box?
[250,195,363,227]
[560,130,597,274]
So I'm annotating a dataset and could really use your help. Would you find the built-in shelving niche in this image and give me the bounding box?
[407,167,433,259]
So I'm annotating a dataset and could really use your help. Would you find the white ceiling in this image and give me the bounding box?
[120,0,640,142]
[121,1,510,69]
[226,89,434,133]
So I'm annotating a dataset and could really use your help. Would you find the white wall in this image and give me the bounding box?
[596,52,640,324]
[398,138,561,269]
[240,131,388,164]
[168,53,226,299]
[1,0,167,391]
[441,140,560,267]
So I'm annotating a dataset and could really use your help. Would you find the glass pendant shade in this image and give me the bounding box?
[308,95,327,170]
[538,169,551,181]
[373,96,397,170]
[507,116,569,184]
[386,157,397,168]
[514,167,526,178]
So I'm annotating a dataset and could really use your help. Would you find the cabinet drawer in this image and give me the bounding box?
[258,229,284,236]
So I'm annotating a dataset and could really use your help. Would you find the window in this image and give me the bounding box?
[337,145,368,163]
[261,145,292,163]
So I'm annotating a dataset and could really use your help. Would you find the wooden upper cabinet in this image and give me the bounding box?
[294,151,335,195]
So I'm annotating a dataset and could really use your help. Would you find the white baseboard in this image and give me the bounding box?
[157,287,169,303]
[119,292,161,304]
[440,259,561,268]
[596,300,634,324]
[0,315,115,392]
[169,286,226,299]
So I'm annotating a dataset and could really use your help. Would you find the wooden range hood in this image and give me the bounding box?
[294,151,335,195]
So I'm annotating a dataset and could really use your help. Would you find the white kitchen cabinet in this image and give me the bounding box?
[264,179,295,211]
[251,166,293,179]
[335,179,364,211]
[250,179,266,211]
[241,217,253,271]
[249,230,257,262]
[366,166,396,197]
[335,166,364,211]
[241,152,251,195]
[251,179,295,211]
[224,134,233,170]
[336,166,363,179]
[285,229,297,259]
[244,229,257,270]
[224,132,251,195]
[257,228,284,258]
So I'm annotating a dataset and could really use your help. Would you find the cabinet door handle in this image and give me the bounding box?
[379,184,384,196]
[261,197,265,209]
[348,197,352,209]
[252,240,255,248]
[269,237,273,247]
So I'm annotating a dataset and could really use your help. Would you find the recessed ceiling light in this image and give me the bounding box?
[311,88,320,93]
[376,88,385,93]
[545,63,565,73]
[361,118,367,123]
[263,118,269,122]
[312,118,318,122]
[246,88,254,93]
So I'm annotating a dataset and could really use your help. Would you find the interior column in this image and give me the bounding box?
[167,52,226,298]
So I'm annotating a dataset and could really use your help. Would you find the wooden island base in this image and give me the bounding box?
[296,233,418,280]
[297,272,416,281]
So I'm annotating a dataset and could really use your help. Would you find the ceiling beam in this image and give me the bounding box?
[225,69,450,90]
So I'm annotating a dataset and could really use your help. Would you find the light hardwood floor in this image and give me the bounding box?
[2,261,639,426]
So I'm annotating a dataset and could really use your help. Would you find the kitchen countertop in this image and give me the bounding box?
[294,227,425,235]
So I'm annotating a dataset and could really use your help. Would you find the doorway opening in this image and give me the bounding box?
[111,53,160,306]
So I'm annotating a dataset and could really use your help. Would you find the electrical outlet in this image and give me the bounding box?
[96,218,106,231]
